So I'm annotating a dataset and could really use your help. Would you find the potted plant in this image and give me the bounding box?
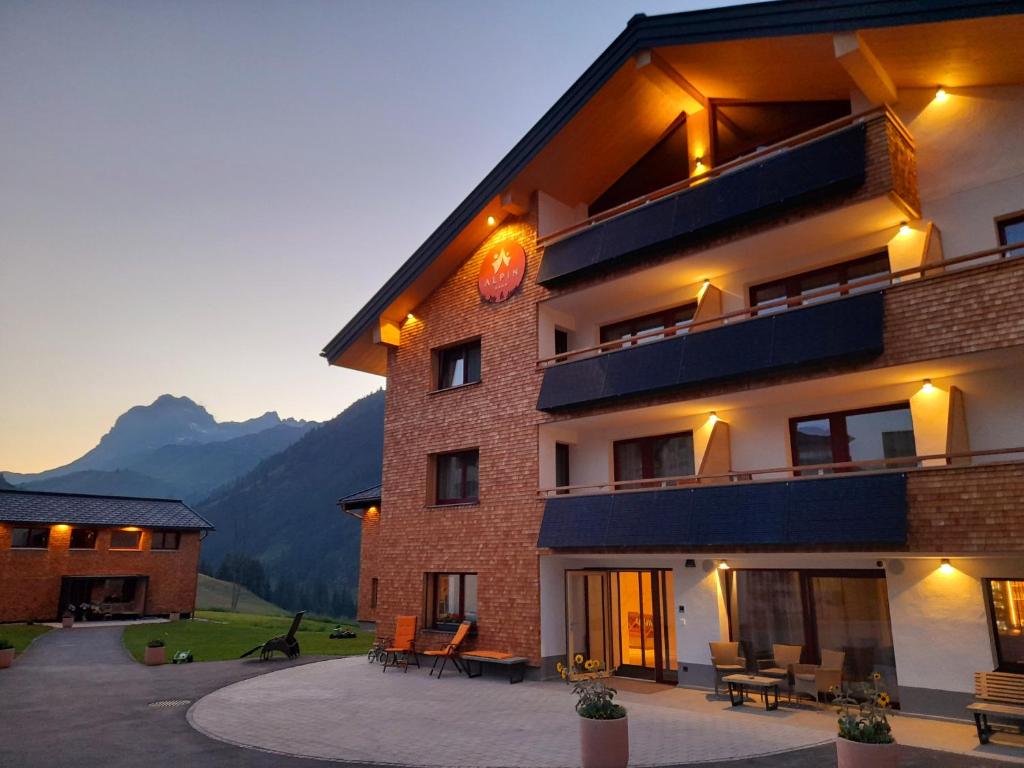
[144,639,166,666]
[0,640,14,670]
[560,655,628,768]
[832,673,897,768]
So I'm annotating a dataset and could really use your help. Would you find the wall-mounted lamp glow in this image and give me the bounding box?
[934,86,949,103]
[708,411,719,425]
[53,524,69,532]
[405,313,416,324]
[939,558,954,574]
[694,157,706,174]
[486,215,496,227]
[717,560,730,570]
[898,221,911,236]
[921,378,934,393]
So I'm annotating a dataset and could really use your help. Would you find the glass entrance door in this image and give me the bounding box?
[566,569,677,684]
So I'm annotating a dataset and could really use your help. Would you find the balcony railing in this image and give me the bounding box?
[537,446,1024,498]
[538,240,1024,369]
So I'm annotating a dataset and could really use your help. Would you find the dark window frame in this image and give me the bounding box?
[982,577,1024,673]
[151,530,181,551]
[428,572,478,630]
[613,430,695,483]
[434,338,482,391]
[555,442,571,494]
[69,528,99,550]
[996,210,1024,258]
[109,529,142,550]
[554,328,569,358]
[749,251,891,313]
[599,302,698,347]
[10,526,50,549]
[788,402,916,472]
[434,449,480,505]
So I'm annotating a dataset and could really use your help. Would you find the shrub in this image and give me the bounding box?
[0,639,13,651]
[832,674,894,744]
[147,639,165,648]
[558,655,626,720]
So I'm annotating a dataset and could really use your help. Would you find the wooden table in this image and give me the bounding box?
[722,674,782,711]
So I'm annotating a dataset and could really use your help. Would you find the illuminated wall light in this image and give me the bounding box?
[921,378,934,393]
[934,86,949,103]
[693,156,706,174]
[53,524,69,532]
[898,221,911,236]
[938,558,954,574]
[405,313,415,322]
[486,215,496,227]
[717,560,730,570]
[708,411,719,425]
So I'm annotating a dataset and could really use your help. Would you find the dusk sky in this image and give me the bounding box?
[1,0,743,473]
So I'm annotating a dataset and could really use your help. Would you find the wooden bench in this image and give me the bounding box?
[967,671,1024,744]
[459,651,529,684]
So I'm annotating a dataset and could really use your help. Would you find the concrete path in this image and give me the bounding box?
[190,656,1024,767]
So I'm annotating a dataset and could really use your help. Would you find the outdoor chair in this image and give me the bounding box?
[423,621,472,679]
[709,641,747,695]
[792,648,845,704]
[382,615,420,673]
[240,610,305,661]
[757,643,803,684]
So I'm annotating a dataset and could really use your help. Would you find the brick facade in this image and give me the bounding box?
[356,509,381,623]
[0,524,202,622]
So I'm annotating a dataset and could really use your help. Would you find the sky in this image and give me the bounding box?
[0,0,744,473]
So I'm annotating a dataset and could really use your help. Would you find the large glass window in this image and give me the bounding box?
[110,530,142,550]
[985,579,1024,672]
[750,251,891,315]
[997,212,1024,258]
[600,303,697,349]
[435,450,479,505]
[791,404,916,474]
[11,526,49,549]
[151,530,180,550]
[69,528,98,549]
[430,573,478,628]
[614,432,694,485]
[436,340,481,390]
[727,569,899,698]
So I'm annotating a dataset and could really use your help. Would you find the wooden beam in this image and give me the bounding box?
[635,49,706,114]
[834,32,898,106]
[373,318,400,347]
[500,187,530,216]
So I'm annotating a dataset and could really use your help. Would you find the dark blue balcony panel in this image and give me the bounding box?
[537,472,907,549]
[537,122,868,286]
[537,291,884,412]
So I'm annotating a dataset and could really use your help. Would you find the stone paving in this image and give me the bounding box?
[188,657,1024,767]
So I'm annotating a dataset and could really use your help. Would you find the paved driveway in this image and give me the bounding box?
[0,627,1012,767]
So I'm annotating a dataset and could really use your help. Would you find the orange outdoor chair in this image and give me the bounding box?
[382,615,420,673]
[423,621,472,679]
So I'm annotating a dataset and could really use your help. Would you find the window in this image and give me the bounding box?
[600,303,697,348]
[69,528,98,549]
[429,573,478,628]
[750,251,891,315]
[555,442,571,493]
[712,100,851,166]
[984,579,1024,672]
[11,527,49,549]
[614,431,694,486]
[435,340,481,390]
[997,212,1024,259]
[370,577,379,609]
[110,529,142,550]
[554,328,569,358]
[790,403,916,474]
[435,450,479,504]
[151,530,180,550]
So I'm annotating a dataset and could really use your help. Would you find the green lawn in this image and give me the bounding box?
[195,574,289,616]
[122,610,373,663]
[0,624,52,654]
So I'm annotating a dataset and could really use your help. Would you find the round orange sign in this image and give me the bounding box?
[478,241,526,303]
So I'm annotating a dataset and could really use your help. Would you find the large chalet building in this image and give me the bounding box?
[324,0,1024,718]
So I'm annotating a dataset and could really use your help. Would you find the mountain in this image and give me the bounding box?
[18,469,180,499]
[197,389,385,603]
[4,394,312,484]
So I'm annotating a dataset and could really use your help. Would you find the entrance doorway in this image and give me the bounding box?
[58,576,148,621]
[566,569,677,684]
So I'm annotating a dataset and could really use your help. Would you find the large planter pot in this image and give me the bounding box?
[62,616,74,629]
[579,714,628,768]
[144,646,166,666]
[0,648,14,669]
[836,737,898,768]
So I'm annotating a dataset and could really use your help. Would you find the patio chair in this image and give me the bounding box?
[757,643,803,684]
[240,610,305,661]
[792,648,845,704]
[382,615,420,673]
[709,641,747,695]
[423,620,472,679]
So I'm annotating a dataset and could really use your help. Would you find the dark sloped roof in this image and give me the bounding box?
[338,484,382,510]
[0,489,214,530]
[320,0,1024,364]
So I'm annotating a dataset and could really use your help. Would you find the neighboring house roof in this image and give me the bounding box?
[0,489,214,530]
[320,0,1023,366]
[338,484,382,511]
